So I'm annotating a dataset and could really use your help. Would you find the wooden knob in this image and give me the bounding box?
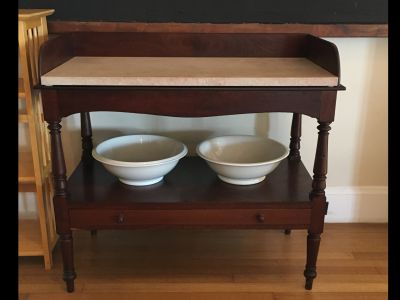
[256,213,265,223]
[117,213,125,224]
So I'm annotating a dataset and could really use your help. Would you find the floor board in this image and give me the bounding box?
[19,223,388,299]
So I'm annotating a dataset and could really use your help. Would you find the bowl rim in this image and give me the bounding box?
[92,134,188,167]
[196,135,289,167]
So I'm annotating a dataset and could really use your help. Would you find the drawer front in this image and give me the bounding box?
[70,208,311,228]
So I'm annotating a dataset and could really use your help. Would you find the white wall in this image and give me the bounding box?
[267,38,388,222]
[19,38,388,222]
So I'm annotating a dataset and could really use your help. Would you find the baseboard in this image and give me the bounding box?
[325,186,388,223]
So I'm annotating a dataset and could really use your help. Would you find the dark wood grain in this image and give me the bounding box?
[38,34,74,79]
[67,157,312,209]
[304,233,321,290]
[38,32,340,79]
[80,112,93,162]
[41,87,339,122]
[289,113,302,161]
[51,32,308,61]
[48,116,76,293]
[319,91,338,122]
[48,121,67,197]
[306,35,341,82]
[286,113,303,235]
[60,233,76,293]
[304,121,331,289]
[48,21,388,37]
[48,119,71,234]
[310,122,331,208]
[69,208,311,229]
[38,32,344,292]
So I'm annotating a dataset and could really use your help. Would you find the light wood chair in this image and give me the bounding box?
[18,9,57,270]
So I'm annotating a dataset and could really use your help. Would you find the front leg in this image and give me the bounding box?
[304,233,321,289]
[49,120,76,292]
[61,232,77,292]
[304,121,331,290]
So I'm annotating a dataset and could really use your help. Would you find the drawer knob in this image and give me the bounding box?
[256,213,265,223]
[117,213,125,224]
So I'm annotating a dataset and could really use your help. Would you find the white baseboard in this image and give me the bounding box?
[325,186,388,223]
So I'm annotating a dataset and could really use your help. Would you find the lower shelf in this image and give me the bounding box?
[67,157,312,209]
[61,157,314,229]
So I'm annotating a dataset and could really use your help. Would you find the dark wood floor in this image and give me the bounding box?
[19,223,388,300]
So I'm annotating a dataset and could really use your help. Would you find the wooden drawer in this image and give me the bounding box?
[70,208,311,229]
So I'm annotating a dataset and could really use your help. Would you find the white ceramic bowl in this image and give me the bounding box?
[92,135,187,186]
[196,135,289,185]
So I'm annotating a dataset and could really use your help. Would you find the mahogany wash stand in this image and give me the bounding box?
[37,32,345,292]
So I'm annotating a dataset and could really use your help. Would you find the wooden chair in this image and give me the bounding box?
[18,9,57,270]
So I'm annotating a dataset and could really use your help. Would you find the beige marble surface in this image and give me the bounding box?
[41,57,339,87]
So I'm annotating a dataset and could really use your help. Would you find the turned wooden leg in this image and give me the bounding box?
[82,114,96,237]
[304,233,321,289]
[60,233,77,292]
[289,113,302,161]
[285,114,301,237]
[304,121,331,290]
[48,120,76,292]
[80,112,93,162]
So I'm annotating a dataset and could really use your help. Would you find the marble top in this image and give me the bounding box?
[41,57,339,87]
